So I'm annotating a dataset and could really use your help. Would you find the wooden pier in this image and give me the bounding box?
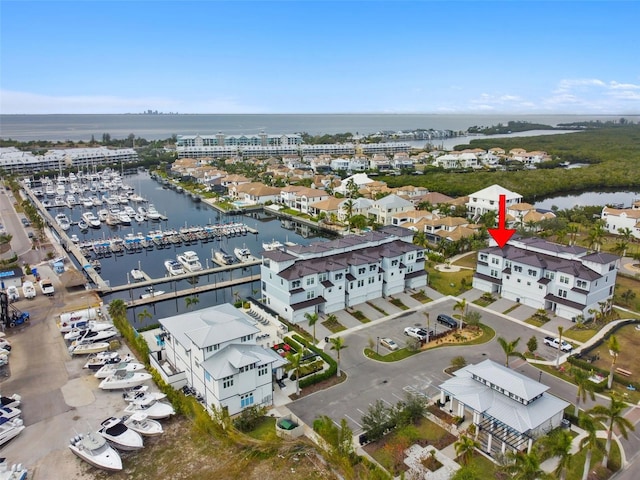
[126,274,261,307]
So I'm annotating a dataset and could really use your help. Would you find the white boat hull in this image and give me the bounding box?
[94,362,146,379]
[69,342,111,355]
[69,432,122,472]
[122,413,163,437]
[99,372,152,390]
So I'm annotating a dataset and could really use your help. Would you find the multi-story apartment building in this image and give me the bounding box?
[260,226,427,323]
[473,237,619,320]
[601,202,640,239]
[279,186,330,214]
[466,184,523,217]
[158,304,286,416]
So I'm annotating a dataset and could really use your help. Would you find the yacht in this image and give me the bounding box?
[262,239,284,251]
[139,286,165,299]
[0,457,29,480]
[123,395,175,420]
[177,251,203,272]
[122,412,163,437]
[98,417,144,451]
[0,395,20,410]
[97,208,109,222]
[69,431,122,471]
[117,212,132,225]
[55,213,71,231]
[68,342,111,355]
[82,211,101,229]
[164,259,185,276]
[214,248,234,265]
[130,268,144,282]
[94,361,145,379]
[146,204,161,221]
[98,370,152,390]
[234,246,252,263]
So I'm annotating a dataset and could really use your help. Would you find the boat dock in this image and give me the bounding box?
[126,274,261,307]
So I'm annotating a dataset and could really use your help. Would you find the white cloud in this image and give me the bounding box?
[0,90,263,114]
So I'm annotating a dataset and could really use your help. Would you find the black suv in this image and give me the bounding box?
[437,314,458,329]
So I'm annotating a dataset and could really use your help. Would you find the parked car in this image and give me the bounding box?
[437,314,458,329]
[39,278,55,296]
[404,327,426,341]
[543,336,573,352]
[379,337,399,351]
[21,217,30,227]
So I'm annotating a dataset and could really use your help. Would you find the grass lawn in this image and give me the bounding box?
[503,304,520,315]
[524,316,549,328]
[565,439,621,480]
[472,297,494,307]
[389,298,409,310]
[411,291,432,303]
[563,326,599,342]
[349,309,371,323]
[451,252,478,269]
[365,347,417,362]
[245,417,277,440]
[322,317,347,333]
[426,266,474,296]
[615,274,640,312]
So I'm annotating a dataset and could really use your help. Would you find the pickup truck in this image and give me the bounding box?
[39,278,55,296]
[544,336,573,352]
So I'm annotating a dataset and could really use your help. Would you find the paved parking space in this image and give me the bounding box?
[350,302,384,323]
[394,292,423,309]
[368,298,403,315]
[486,297,517,314]
[507,304,537,322]
[459,288,483,302]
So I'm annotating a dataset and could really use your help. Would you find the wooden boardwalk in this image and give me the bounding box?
[126,274,261,307]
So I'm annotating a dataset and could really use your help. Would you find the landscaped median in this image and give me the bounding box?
[365,323,495,362]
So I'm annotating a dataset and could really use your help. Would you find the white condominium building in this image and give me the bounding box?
[260,226,428,323]
[473,237,619,321]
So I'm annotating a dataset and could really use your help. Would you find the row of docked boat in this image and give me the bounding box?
[77,222,251,260]
[0,394,24,449]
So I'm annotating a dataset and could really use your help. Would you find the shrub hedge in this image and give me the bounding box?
[288,334,337,388]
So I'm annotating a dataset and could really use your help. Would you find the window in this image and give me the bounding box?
[491,269,499,277]
[368,276,374,284]
[391,259,399,267]
[407,254,414,261]
[560,275,570,284]
[258,365,268,376]
[240,335,252,342]
[479,254,488,261]
[335,273,343,280]
[205,371,211,382]
[223,376,234,388]
[306,290,315,299]
[318,273,327,282]
[576,279,588,289]
[240,393,254,408]
[357,280,364,287]
[358,267,366,275]
[369,265,377,271]
[528,269,537,277]
[514,265,522,273]
[491,258,500,265]
[292,280,301,288]
[558,289,567,298]
[545,272,555,280]
[306,277,315,286]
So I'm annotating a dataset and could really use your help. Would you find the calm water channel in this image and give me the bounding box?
[56,172,331,327]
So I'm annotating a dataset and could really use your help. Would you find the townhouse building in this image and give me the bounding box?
[279,186,330,214]
[601,203,640,239]
[466,184,523,217]
[367,194,415,225]
[260,226,427,323]
[158,304,286,416]
[473,237,619,320]
[228,182,281,205]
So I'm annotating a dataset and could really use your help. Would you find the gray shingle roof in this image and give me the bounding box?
[203,343,287,379]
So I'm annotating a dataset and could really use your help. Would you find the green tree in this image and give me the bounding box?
[329,336,347,377]
[287,350,303,397]
[572,368,596,417]
[526,336,538,357]
[497,336,525,367]
[185,295,200,310]
[361,399,390,442]
[579,414,604,480]
[137,308,152,325]
[451,464,485,480]
[618,227,633,256]
[589,394,635,469]
[536,428,572,480]
[453,298,468,328]
[108,298,127,322]
[606,335,620,390]
[304,311,319,344]
[455,435,480,466]
[501,450,551,480]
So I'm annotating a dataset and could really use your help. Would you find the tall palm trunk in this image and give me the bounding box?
[581,450,592,480]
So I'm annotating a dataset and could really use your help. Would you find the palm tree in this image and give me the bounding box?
[454,298,468,328]
[536,428,572,480]
[304,311,319,344]
[454,435,480,466]
[579,413,604,480]
[556,325,564,368]
[287,351,303,396]
[606,335,620,390]
[108,299,127,322]
[567,224,579,246]
[618,227,633,256]
[497,336,525,368]
[589,394,635,469]
[137,308,152,325]
[329,336,347,377]
[588,222,606,252]
[342,199,355,232]
[501,450,551,480]
[572,368,596,417]
[185,295,200,310]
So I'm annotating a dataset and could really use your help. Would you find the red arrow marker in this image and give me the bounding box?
[488,194,516,248]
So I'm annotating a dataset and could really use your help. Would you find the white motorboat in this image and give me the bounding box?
[6,286,19,302]
[137,206,148,217]
[262,239,284,251]
[134,213,145,223]
[82,211,101,229]
[0,457,29,480]
[95,361,146,379]
[123,395,175,420]
[0,417,24,446]
[69,329,118,345]
[69,342,111,355]
[139,287,165,299]
[0,406,21,421]
[0,395,21,409]
[164,259,185,276]
[117,212,132,225]
[122,389,166,403]
[55,213,71,231]
[214,249,234,265]
[177,251,203,272]
[77,219,89,231]
[83,351,127,370]
[234,246,252,263]
[63,321,114,339]
[69,431,122,472]
[146,204,161,221]
[130,269,144,282]
[22,281,36,299]
[122,412,163,437]
[99,370,152,390]
[70,234,80,244]
[98,417,144,451]
[97,208,109,221]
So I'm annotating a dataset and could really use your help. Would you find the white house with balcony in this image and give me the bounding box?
[472,237,619,320]
[367,194,415,225]
[279,186,330,214]
[260,226,427,323]
[466,184,523,218]
[438,359,569,456]
[158,304,286,416]
[601,203,640,239]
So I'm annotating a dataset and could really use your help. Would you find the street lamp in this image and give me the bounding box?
[376,336,379,355]
[538,370,543,383]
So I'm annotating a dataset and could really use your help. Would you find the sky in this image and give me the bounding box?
[1,0,639,115]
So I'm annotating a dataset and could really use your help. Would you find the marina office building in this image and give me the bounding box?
[472,237,619,321]
[260,226,428,323]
